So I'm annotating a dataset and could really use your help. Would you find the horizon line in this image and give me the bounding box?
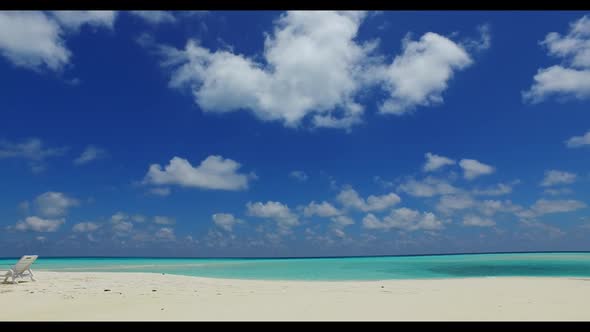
[2,250,590,260]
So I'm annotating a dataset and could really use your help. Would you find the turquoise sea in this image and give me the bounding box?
[2,252,590,281]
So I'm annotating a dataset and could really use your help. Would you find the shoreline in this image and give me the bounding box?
[31,269,590,282]
[2,271,590,321]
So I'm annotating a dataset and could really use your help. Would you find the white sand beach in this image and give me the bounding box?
[2,271,590,321]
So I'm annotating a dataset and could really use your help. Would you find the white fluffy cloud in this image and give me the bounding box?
[153,11,479,130]
[51,11,116,31]
[155,227,176,241]
[543,188,574,196]
[331,215,354,227]
[303,201,342,217]
[523,16,590,102]
[212,213,242,232]
[110,212,128,223]
[15,216,64,232]
[289,170,309,182]
[379,32,473,115]
[436,194,475,214]
[72,221,100,233]
[478,199,523,216]
[34,192,79,218]
[153,216,175,225]
[540,170,577,187]
[144,155,253,191]
[0,11,115,72]
[74,145,107,165]
[524,66,590,102]
[132,214,146,223]
[462,215,495,227]
[129,11,176,24]
[363,208,444,232]
[112,221,133,236]
[566,130,590,148]
[459,158,495,180]
[530,199,586,215]
[336,188,401,212]
[472,182,517,196]
[0,11,69,71]
[159,11,371,129]
[397,176,458,197]
[246,201,299,230]
[423,152,456,172]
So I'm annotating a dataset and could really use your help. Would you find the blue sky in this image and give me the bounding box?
[1,10,590,257]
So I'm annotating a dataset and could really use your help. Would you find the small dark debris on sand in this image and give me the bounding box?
[104,289,111,292]
[152,289,157,292]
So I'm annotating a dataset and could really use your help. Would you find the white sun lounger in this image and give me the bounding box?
[3,255,38,284]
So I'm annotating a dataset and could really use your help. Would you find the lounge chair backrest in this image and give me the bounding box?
[12,255,38,273]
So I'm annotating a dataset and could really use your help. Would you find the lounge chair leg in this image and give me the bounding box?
[29,269,36,282]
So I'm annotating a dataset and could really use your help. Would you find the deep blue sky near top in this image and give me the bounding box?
[0,11,589,257]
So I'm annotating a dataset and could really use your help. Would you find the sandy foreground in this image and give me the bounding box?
[2,271,590,321]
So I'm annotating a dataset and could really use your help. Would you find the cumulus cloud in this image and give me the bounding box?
[303,201,342,217]
[463,24,492,52]
[155,227,176,241]
[0,138,67,172]
[144,155,253,191]
[540,170,577,187]
[459,158,495,180]
[397,176,458,197]
[132,214,146,223]
[157,11,372,129]
[566,130,590,148]
[50,11,116,31]
[462,215,495,227]
[331,215,354,227]
[378,32,473,115]
[530,199,586,215]
[0,11,70,71]
[543,188,574,196]
[472,181,517,196]
[520,219,565,239]
[72,221,100,233]
[423,152,456,172]
[523,16,590,102]
[110,212,128,223]
[362,208,444,232]
[153,216,175,225]
[289,170,309,182]
[336,188,401,212]
[34,192,79,218]
[73,145,107,165]
[129,11,176,24]
[478,199,523,217]
[212,213,243,232]
[110,212,146,224]
[150,11,479,130]
[246,201,299,231]
[0,11,115,72]
[15,216,64,232]
[112,221,133,236]
[436,194,475,214]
